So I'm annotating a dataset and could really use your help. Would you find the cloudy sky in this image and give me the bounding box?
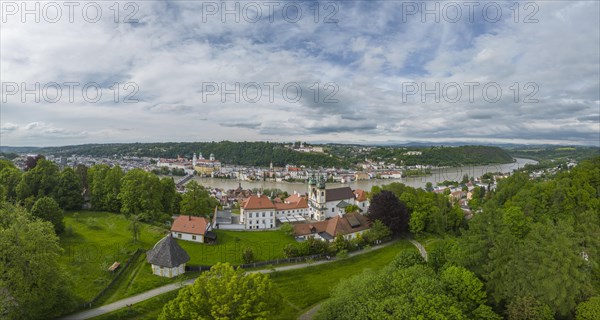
[1,0,599,146]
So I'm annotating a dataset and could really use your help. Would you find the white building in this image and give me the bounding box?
[170,215,217,243]
[240,194,277,229]
[307,176,369,221]
[146,235,190,278]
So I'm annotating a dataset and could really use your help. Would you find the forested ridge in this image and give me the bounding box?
[367,145,514,166]
[32,142,514,168]
[36,141,347,168]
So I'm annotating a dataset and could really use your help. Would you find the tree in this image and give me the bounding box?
[506,295,554,320]
[88,165,123,212]
[388,250,426,270]
[160,263,282,319]
[317,262,499,320]
[344,204,359,213]
[280,222,294,237]
[180,181,219,217]
[242,247,255,264]
[331,235,349,253]
[30,197,64,234]
[128,214,141,242]
[576,296,600,320]
[446,204,464,232]
[486,222,589,317]
[54,168,83,210]
[16,159,60,203]
[363,219,391,244]
[409,210,428,235]
[299,237,331,256]
[0,203,73,319]
[23,154,43,171]
[425,182,434,192]
[160,178,179,214]
[440,265,486,314]
[502,206,532,238]
[367,190,410,234]
[0,161,22,201]
[283,243,300,258]
[119,169,163,221]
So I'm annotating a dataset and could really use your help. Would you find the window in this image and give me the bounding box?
[178,233,182,238]
[192,235,196,240]
[321,191,324,197]
[332,208,334,212]
[249,212,253,218]
[262,212,265,217]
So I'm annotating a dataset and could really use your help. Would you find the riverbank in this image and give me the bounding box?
[191,158,537,192]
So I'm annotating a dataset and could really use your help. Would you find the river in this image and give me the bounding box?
[190,158,538,193]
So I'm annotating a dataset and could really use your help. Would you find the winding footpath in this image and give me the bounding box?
[60,240,401,320]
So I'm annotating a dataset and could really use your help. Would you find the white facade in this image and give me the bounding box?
[151,264,185,278]
[275,207,309,219]
[171,231,204,243]
[240,209,276,229]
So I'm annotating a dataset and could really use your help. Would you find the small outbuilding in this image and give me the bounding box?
[171,215,216,243]
[146,235,190,278]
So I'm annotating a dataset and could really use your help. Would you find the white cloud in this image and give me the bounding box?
[1,0,598,146]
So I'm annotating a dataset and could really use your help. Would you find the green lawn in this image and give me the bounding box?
[59,211,167,308]
[87,239,418,319]
[177,230,296,265]
[269,240,417,319]
[91,290,181,320]
[98,252,199,305]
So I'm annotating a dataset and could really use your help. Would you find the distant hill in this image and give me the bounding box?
[507,146,600,162]
[368,145,514,167]
[24,142,517,168]
[33,141,348,168]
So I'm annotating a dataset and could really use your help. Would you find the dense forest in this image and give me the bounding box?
[507,146,599,162]
[346,156,600,319]
[367,145,514,166]
[34,142,348,168]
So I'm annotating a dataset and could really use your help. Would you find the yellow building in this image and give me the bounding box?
[193,152,221,175]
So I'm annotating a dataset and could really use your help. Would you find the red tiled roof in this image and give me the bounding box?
[171,215,209,235]
[274,197,308,210]
[285,193,303,203]
[293,213,371,238]
[354,189,367,202]
[242,195,275,210]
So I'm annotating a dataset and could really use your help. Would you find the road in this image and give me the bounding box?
[60,240,401,320]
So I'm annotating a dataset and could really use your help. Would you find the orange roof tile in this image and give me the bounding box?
[293,213,371,238]
[171,215,209,235]
[242,195,275,210]
[354,189,368,202]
